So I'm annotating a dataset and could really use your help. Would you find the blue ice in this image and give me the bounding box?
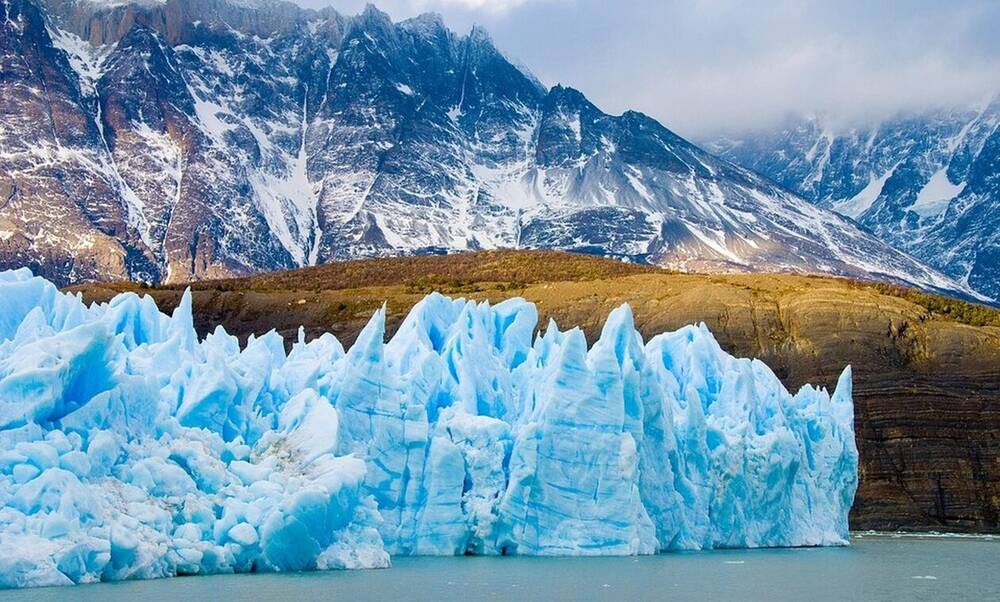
[0,269,857,588]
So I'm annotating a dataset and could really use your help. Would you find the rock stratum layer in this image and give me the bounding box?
[0,266,857,588]
[73,251,1000,533]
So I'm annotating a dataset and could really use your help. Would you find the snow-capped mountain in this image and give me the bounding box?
[709,100,1000,299]
[0,0,982,300]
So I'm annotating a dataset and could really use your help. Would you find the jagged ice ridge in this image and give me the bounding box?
[0,268,858,588]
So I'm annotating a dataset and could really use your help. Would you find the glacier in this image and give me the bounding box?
[0,268,858,588]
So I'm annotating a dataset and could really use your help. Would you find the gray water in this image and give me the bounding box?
[1,535,997,601]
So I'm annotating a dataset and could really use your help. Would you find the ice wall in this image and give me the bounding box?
[0,269,858,588]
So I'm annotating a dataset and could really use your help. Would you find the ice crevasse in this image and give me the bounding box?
[0,268,858,588]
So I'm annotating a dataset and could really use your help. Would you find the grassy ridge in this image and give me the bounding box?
[169,250,658,292]
[94,250,998,331]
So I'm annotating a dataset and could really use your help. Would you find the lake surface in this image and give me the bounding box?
[1,535,996,601]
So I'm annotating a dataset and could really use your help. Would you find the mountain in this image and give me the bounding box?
[0,0,981,301]
[708,100,1000,299]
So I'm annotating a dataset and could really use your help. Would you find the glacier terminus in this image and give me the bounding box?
[0,269,858,588]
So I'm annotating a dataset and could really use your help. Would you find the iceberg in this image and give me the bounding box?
[0,268,858,588]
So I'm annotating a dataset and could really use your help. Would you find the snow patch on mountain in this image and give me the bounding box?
[834,164,897,218]
[911,168,965,218]
[46,27,110,96]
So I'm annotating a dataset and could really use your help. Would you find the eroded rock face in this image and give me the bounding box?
[70,251,1000,532]
[0,0,133,284]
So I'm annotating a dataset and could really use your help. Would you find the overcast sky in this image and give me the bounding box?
[293,0,1000,138]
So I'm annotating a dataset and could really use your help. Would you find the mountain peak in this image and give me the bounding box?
[358,2,390,23]
[403,11,444,29]
[469,22,489,37]
[462,26,545,95]
[399,11,449,41]
[349,2,394,38]
[545,84,594,110]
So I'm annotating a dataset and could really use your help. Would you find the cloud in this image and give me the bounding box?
[295,0,1000,137]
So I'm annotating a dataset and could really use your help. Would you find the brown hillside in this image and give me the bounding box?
[70,250,1000,533]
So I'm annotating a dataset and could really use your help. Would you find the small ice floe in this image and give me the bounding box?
[912,576,938,580]
[724,560,746,565]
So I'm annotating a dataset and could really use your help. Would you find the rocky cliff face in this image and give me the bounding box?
[709,101,1000,300]
[0,0,981,301]
[72,250,1000,532]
